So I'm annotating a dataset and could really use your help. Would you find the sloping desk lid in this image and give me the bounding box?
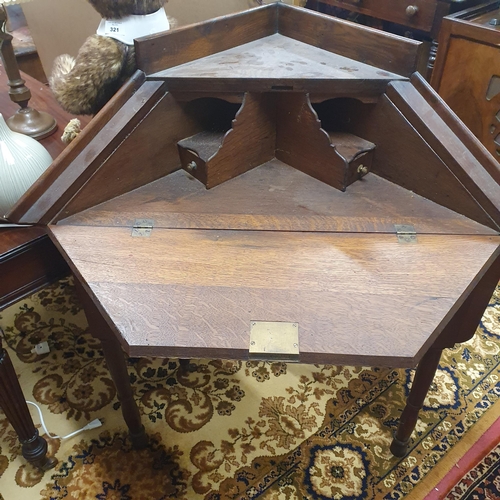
[50,161,500,368]
[7,3,500,369]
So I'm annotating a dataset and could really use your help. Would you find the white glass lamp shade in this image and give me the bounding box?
[0,113,52,217]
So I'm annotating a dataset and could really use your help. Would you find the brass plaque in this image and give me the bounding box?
[249,321,299,362]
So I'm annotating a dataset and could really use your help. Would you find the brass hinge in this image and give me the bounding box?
[249,321,299,362]
[131,219,154,237]
[395,224,417,243]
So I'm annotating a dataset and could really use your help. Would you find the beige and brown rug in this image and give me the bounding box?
[1,277,500,499]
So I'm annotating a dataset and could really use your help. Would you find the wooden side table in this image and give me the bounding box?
[431,1,500,162]
[0,67,88,469]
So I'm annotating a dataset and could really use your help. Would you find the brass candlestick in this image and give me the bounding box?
[0,3,56,139]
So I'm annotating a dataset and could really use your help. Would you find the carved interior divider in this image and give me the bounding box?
[177,93,276,189]
[275,93,374,191]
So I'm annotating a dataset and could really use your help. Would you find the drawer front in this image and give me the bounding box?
[319,0,439,33]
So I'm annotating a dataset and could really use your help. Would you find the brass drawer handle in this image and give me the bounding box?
[406,5,419,17]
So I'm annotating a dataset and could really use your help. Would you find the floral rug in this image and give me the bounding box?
[445,444,500,499]
[0,277,500,499]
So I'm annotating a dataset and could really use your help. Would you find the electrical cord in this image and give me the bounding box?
[0,331,103,440]
[26,401,103,440]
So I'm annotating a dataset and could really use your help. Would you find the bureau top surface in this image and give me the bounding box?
[149,33,404,92]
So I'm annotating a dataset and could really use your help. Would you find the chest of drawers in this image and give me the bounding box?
[306,0,481,77]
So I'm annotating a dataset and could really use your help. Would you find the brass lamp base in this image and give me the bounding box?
[7,107,57,140]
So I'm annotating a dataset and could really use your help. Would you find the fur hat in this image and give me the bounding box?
[50,0,170,117]
[88,0,167,19]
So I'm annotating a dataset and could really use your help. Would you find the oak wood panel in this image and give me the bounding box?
[344,95,500,230]
[0,225,44,255]
[431,1,500,89]
[386,80,500,228]
[411,72,500,180]
[57,93,203,221]
[178,132,223,164]
[433,245,500,349]
[7,72,146,224]
[150,80,393,99]
[9,81,171,225]
[59,161,497,235]
[49,224,500,366]
[278,3,424,77]
[150,33,404,94]
[135,4,278,76]
[178,93,276,188]
[276,93,350,190]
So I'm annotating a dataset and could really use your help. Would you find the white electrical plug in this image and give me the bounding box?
[31,341,50,355]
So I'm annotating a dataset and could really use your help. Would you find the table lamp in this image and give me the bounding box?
[0,0,56,139]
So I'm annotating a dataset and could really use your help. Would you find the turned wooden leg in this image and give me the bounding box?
[0,338,57,470]
[74,281,148,448]
[390,347,442,457]
[98,331,148,448]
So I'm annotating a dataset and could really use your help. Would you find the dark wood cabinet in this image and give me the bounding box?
[431,1,500,162]
[306,0,482,77]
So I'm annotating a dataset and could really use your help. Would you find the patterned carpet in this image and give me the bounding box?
[445,444,500,499]
[0,277,500,499]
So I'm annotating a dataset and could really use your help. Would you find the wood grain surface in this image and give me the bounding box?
[276,93,355,190]
[10,81,195,224]
[178,93,276,188]
[6,72,146,224]
[56,92,202,221]
[58,160,497,235]
[278,3,424,77]
[411,72,500,182]
[431,32,500,160]
[136,4,277,75]
[312,0,438,33]
[50,223,500,367]
[341,95,500,230]
[0,226,68,310]
[150,34,404,94]
[386,80,500,228]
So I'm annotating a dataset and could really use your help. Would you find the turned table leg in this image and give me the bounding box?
[390,347,442,457]
[0,337,57,470]
[74,282,148,448]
